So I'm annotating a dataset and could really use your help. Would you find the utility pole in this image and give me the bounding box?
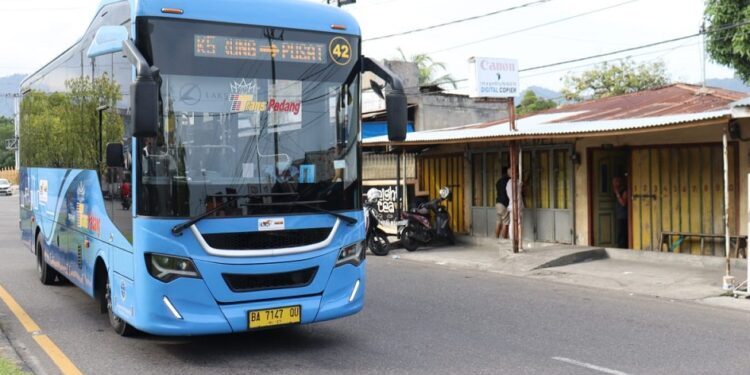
[508,97,521,253]
[97,105,110,174]
[700,21,707,90]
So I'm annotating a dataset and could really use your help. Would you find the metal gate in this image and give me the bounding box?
[470,145,574,243]
[630,144,738,254]
[417,154,466,233]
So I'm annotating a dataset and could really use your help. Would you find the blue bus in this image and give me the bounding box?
[18,0,406,336]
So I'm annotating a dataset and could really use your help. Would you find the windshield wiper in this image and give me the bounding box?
[171,192,299,235]
[243,200,358,225]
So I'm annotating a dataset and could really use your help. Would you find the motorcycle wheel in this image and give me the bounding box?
[446,227,456,246]
[368,231,390,256]
[401,226,420,252]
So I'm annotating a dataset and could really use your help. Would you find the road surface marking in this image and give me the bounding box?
[552,356,629,375]
[0,285,41,333]
[0,284,83,375]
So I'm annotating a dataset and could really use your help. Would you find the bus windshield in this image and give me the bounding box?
[136,18,361,217]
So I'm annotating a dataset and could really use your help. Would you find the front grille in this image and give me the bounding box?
[202,228,332,250]
[223,267,318,292]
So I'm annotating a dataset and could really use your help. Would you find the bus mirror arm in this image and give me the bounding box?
[363,57,407,142]
[122,40,151,79]
[122,40,159,138]
[363,57,404,93]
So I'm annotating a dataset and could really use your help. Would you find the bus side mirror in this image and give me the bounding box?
[106,143,125,168]
[131,77,159,137]
[363,57,408,142]
[122,39,159,138]
[386,91,407,142]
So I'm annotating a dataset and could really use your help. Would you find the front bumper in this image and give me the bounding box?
[119,257,366,336]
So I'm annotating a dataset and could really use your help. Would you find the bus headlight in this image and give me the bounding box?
[336,242,365,267]
[145,253,201,282]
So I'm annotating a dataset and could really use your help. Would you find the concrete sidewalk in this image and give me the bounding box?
[383,237,750,312]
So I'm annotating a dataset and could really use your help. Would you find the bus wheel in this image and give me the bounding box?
[104,274,136,337]
[36,233,58,285]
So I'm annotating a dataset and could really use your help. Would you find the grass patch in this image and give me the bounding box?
[0,356,27,375]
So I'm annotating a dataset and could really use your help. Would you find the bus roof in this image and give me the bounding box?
[21,0,361,89]
[135,0,361,36]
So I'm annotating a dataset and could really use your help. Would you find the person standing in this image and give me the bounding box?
[506,167,524,241]
[495,167,510,239]
[612,176,629,248]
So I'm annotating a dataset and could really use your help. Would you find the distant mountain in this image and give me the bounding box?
[524,85,561,100]
[705,77,750,93]
[0,74,25,118]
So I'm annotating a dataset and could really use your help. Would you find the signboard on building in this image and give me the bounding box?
[467,57,519,98]
[365,184,416,224]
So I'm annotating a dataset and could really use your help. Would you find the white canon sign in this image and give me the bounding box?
[468,57,519,98]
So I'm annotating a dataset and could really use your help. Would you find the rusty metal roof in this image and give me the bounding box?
[364,84,746,145]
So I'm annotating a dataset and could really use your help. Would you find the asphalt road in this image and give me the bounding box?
[0,195,749,375]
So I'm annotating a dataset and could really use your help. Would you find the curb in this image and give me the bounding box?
[605,247,748,269]
[0,323,29,374]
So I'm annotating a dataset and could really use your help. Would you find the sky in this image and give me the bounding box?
[0,0,738,94]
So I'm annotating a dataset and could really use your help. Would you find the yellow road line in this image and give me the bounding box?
[0,284,83,375]
[33,335,83,375]
[0,285,40,333]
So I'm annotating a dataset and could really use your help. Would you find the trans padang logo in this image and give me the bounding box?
[229,79,300,114]
[229,95,300,115]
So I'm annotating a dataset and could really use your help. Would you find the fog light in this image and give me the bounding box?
[349,279,360,302]
[162,296,183,320]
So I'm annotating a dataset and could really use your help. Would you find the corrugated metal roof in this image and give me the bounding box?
[731,97,750,108]
[363,110,730,144]
[364,83,744,145]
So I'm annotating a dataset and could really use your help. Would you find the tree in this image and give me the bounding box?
[561,59,670,102]
[396,48,457,88]
[516,91,557,115]
[0,116,14,168]
[704,0,750,82]
[20,74,123,173]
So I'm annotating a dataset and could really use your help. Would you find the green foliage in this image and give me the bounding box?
[516,91,557,115]
[0,356,28,375]
[704,0,750,82]
[561,59,670,102]
[20,75,124,173]
[0,116,14,168]
[396,48,457,88]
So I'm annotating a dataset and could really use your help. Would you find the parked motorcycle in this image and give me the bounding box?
[399,186,455,251]
[364,188,391,256]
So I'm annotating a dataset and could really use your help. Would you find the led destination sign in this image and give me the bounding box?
[195,34,327,64]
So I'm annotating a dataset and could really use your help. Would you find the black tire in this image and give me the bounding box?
[104,274,136,337]
[401,226,420,252]
[368,231,390,256]
[446,228,456,246]
[36,233,58,285]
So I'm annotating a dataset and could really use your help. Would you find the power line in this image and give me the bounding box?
[518,18,750,73]
[519,40,701,79]
[519,34,699,72]
[364,0,552,42]
[423,0,641,55]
